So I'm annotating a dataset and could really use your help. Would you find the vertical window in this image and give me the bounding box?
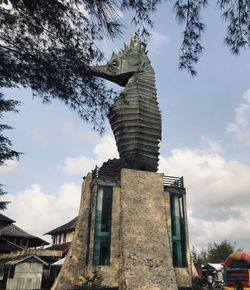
[63,233,67,243]
[8,266,15,279]
[0,264,4,280]
[170,194,187,267]
[85,210,92,265]
[93,186,112,266]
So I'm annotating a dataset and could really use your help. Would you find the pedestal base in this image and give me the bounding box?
[51,168,192,290]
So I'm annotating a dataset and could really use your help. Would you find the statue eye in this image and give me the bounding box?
[112,60,118,67]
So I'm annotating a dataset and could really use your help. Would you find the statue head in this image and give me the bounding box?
[90,33,148,87]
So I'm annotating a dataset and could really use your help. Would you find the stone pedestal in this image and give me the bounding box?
[51,168,192,290]
[51,173,92,290]
[119,169,178,290]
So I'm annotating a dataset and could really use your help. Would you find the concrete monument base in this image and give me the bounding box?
[52,168,192,290]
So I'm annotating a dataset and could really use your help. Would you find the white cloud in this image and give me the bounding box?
[63,134,118,176]
[93,134,118,161]
[227,90,250,146]
[0,160,19,175]
[149,31,170,55]
[159,142,250,249]
[5,134,250,249]
[188,214,250,249]
[63,155,96,176]
[4,182,81,240]
[151,31,170,45]
[32,128,54,147]
[60,120,99,144]
[200,137,222,154]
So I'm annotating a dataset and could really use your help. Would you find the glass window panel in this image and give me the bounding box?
[170,194,187,267]
[93,186,113,266]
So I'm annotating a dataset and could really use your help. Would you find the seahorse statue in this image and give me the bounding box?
[91,33,161,172]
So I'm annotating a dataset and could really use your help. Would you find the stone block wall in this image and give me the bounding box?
[51,173,93,290]
[52,168,192,290]
[119,169,178,290]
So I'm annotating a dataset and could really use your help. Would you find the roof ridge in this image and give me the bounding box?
[44,216,78,235]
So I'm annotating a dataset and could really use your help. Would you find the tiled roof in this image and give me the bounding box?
[45,242,71,255]
[1,224,35,238]
[51,257,66,266]
[5,254,48,266]
[0,213,15,227]
[45,217,78,235]
[1,224,49,246]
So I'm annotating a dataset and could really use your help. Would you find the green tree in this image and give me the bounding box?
[191,245,208,264]
[207,240,242,263]
[192,240,242,264]
[0,93,21,209]
[0,0,162,195]
[0,0,162,133]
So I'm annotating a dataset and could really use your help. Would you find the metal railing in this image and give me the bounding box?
[92,166,184,188]
[92,166,121,183]
[163,175,184,188]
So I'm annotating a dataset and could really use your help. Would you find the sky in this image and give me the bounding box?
[1,2,250,252]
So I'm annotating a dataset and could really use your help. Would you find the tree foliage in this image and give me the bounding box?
[0,0,162,133]
[1,0,250,128]
[173,0,250,75]
[191,240,242,264]
[0,92,21,210]
[1,1,250,197]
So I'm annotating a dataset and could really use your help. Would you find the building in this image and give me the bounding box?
[0,214,14,229]
[44,217,77,256]
[1,223,49,250]
[3,254,48,290]
[45,216,77,245]
[0,213,59,289]
[0,213,49,254]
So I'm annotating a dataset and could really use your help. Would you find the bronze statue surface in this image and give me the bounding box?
[91,33,161,172]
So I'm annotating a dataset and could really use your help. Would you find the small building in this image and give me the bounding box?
[202,263,224,275]
[0,213,71,289]
[45,216,77,246]
[44,217,77,257]
[3,254,48,290]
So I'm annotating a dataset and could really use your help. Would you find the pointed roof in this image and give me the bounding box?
[1,224,49,247]
[45,217,78,236]
[51,257,66,266]
[45,242,71,255]
[0,213,15,227]
[5,254,48,266]
[1,223,36,238]
[203,263,223,271]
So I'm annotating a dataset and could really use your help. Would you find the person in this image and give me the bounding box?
[216,270,224,288]
[235,280,244,290]
[207,274,213,289]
